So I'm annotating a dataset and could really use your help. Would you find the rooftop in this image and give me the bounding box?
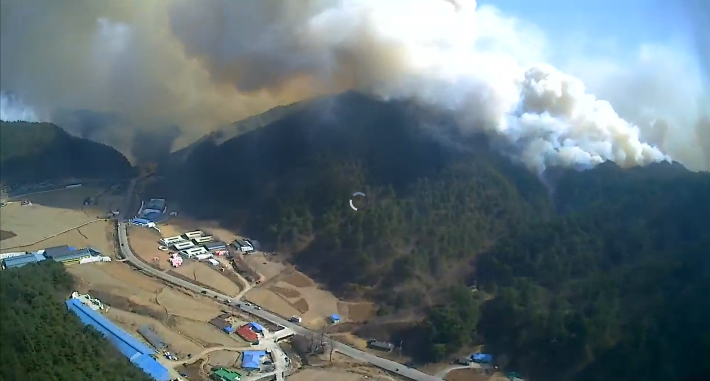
[248,322,264,333]
[205,241,227,249]
[212,368,241,381]
[2,252,46,268]
[145,198,166,210]
[242,350,266,370]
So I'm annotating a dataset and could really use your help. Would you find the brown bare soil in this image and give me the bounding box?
[173,317,249,348]
[68,262,165,300]
[105,308,202,357]
[127,226,169,269]
[293,298,310,314]
[244,288,300,318]
[445,369,492,381]
[155,287,223,322]
[282,272,314,287]
[0,230,17,241]
[176,359,207,381]
[89,290,166,322]
[173,262,242,296]
[269,285,301,298]
[245,252,286,280]
[206,350,242,368]
[345,302,375,322]
[288,368,372,381]
[1,204,95,250]
[20,221,116,256]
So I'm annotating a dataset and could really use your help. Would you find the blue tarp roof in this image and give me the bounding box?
[331,314,341,320]
[248,322,264,332]
[471,353,493,363]
[224,326,234,333]
[242,350,265,370]
[65,298,155,357]
[131,353,171,381]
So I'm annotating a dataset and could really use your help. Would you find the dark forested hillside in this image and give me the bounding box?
[0,121,135,184]
[0,261,153,381]
[162,91,710,381]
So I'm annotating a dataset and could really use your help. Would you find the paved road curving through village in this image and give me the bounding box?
[117,221,444,381]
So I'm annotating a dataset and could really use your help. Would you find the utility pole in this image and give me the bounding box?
[328,336,334,362]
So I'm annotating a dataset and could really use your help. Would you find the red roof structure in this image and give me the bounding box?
[236,324,258,343]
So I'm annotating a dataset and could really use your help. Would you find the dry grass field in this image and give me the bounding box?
[1,187,119,251]
[245,269,374,328]
[288,368,377,381]
[445,369,498,381]
[0,203,96,250]
[172,317,249,348]
[105,308,202,357]
[67,262,243,354]
[172,262,242,296]
[205,350,242,368]
[244,252,286,280]
[127,226,169,269]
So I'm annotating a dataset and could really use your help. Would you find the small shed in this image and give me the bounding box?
[248,322,264,333]
[367,340,394,352]
[205,241,227,251]
[211,368,241,381]
[329,314,341,324]
[471,353,493,364]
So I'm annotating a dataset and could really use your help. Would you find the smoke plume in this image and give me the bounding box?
[1,0,707,171]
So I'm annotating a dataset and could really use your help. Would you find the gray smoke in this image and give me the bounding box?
[1,0,707,171]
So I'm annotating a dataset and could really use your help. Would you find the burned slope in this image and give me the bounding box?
[0,121,135,184]
[165,92,710,381]
[164,91,549,300]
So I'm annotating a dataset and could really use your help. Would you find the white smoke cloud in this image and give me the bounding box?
[0,92,40,122]
[1,0,705,171]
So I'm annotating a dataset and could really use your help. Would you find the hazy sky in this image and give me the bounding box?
[1,0,707,169]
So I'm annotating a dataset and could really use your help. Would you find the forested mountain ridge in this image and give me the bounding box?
[0,261,153,381]
[160,91,710,381]
[0,121,135,184]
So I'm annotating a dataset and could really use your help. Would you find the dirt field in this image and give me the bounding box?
[244,287,301,318]
[105,307,202,357]
[21,220,116,255]
[0,202,96,250]
[288,368,375,381]
[0,186,121,251]
[445,369,497,381]
[155,287,224,322]
[172,262,242,297]
[68,262,165,303]
[127,226,168,269]
[205,350,241,368]
[173,317,248,348]
[68,262,250,360]
[22,186,123,213]
[245,252,286,280]
[247,269,368,328]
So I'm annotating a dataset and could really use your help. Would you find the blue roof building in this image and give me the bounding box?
[248,322,264,333]
[242,350,265,370]
[330,314,341,323]
[1,253,46,269]
[471,353,493,364]
[65,298,170,381]
[44,246,97,264]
